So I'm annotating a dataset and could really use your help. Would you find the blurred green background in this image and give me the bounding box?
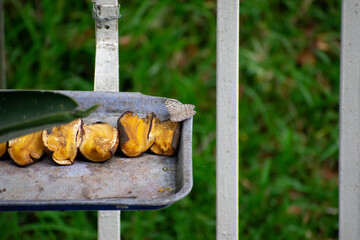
[1,0,339,239]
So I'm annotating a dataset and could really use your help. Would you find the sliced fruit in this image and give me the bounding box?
[42,119,82,165]
[8,131,44,166]
[117,112,154,157]
[150,118,180,156]
[0,142,6,158]
[79,122,119,162]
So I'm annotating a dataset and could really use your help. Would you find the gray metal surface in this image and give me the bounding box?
[0,91,193,209]
[340,0,360,238]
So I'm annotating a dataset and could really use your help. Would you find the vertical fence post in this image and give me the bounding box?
[216,0,239,239]
[339,0,360,239]
[92,0,120,239]
[0,0,6,89]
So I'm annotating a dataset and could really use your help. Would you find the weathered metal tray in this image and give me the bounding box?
[0,91,193,211]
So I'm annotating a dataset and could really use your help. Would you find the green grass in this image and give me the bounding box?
[240,0,339,239]
[1,0,339,239]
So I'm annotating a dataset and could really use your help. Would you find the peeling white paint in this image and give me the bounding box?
[94,0,119,93]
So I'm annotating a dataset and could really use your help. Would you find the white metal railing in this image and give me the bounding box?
[340,0,360,239]
[93,1,121,240]
[94,0,240,239]
[216,0,239,239]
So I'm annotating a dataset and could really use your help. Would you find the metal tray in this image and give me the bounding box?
[0,91,193,211]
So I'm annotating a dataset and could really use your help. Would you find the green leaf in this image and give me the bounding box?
[0,91,98,142]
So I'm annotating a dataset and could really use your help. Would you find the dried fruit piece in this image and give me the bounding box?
[8,131,44,166]
[0,142,6,158]
[42,119,82,165]
[79,122,119,162]
[150,118,180,156]
[117,112,154,157]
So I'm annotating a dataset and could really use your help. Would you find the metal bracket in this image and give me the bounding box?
[92,1,121,28]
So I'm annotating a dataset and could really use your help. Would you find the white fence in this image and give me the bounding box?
[340,0,360,239]
[95,0,239,239]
